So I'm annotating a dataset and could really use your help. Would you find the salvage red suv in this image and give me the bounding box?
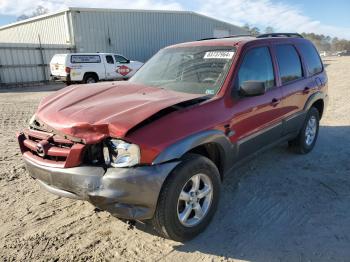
[17,33,328,241]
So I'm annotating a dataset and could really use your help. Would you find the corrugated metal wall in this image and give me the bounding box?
[0,43,73,85]
[72,10,246,62]
[0,12,74,85]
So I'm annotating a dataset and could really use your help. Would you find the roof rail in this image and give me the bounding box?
[197,34,253,41]
[257,33,304,38]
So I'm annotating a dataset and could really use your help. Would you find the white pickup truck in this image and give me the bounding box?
[50,53,143,84]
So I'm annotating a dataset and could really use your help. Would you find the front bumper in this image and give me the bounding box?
[24,156,179,220]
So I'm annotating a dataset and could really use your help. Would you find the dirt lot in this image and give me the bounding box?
[0,57,349,262]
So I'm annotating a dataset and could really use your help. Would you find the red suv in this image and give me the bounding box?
[17,33,328,241]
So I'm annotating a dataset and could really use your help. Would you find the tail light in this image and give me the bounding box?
[65,67,71,73]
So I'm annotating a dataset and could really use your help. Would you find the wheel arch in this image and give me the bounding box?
[187,143,225,180]
[83,72,99,81]
[303,91,326,119]
[153,130,234,180]
[311,99,324,119]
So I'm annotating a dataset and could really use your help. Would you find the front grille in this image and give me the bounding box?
[17,128,85,168]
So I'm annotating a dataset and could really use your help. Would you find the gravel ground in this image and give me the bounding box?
[0,57,349,262]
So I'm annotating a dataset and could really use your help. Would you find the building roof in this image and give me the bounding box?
[0,7,245,32]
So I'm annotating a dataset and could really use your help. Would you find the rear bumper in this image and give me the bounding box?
[24,156,179,220]
[50,74,71,83]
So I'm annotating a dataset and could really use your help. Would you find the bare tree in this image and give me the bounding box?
[264,26,274,34]
[250,27,260,36]
[242,24,261,36]
[17,5,49,21]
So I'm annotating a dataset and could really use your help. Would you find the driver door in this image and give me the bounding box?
[229,45,284,160]
[114,55,133,78]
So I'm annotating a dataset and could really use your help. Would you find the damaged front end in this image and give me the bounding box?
[23,153,179,220]
[17,82,211,220]
[18,122,181,220]
[17,128,85,168]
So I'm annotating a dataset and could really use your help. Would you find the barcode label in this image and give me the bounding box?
[204,51,235,59]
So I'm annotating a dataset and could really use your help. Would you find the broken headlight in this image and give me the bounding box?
[29,114,36,125]
[103,139,140,168]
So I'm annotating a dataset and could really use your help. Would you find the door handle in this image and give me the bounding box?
[271,98,280,106]
[303,87,310,94]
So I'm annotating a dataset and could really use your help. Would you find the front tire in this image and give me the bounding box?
[152,154,221,241]
[289,107,320,154]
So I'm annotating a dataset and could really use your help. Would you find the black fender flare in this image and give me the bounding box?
[152,130,235,175]
[303,91,326,112]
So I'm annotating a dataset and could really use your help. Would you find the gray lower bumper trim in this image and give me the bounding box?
[24,158,180,220]
[36,180,83,200]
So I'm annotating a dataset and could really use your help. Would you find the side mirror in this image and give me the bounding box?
[240,81,266,96]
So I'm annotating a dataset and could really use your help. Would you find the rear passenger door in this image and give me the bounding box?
[230,45,284,160]
[274,44,311,135]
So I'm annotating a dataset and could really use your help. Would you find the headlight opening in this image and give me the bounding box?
[103,139,140,168]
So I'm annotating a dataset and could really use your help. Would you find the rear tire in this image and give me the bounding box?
[83,74,98,84]
[152,154,221,242]
[289,107,320,154]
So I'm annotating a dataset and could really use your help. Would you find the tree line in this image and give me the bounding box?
[301,33,350,52]
[243,24,350,52]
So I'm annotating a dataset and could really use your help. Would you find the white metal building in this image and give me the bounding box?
[0,8,247,86]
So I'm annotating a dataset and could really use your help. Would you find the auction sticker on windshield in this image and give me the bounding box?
[204,51,235,59]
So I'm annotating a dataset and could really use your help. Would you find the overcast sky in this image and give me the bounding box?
[0,0,349,39]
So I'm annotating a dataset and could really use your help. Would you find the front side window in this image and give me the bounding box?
[130,46,236,95]
[276,45,303,84]
[237,46,275,90]
[114,55,129,63]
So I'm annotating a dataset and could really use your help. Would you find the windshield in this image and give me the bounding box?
[130,46,236,95]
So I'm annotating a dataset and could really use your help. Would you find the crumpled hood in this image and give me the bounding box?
[36,81,204,143]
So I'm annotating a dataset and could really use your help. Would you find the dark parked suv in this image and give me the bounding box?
[17,33,328,241]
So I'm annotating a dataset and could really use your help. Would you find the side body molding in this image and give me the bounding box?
[153,130,235,174]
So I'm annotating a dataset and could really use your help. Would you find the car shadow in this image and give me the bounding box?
[132,125,350,261]
[0,83,65,93]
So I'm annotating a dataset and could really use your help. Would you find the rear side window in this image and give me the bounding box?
[298,42,323,75]
[106,55,114,64]
[71,55,101,63]
[276,45,303,84]
[237,46,275,90]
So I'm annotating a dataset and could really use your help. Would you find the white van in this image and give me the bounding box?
[50,53,143,84]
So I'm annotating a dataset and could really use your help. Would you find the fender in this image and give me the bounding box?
[152,130,235,174]
[303,91,326,111]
